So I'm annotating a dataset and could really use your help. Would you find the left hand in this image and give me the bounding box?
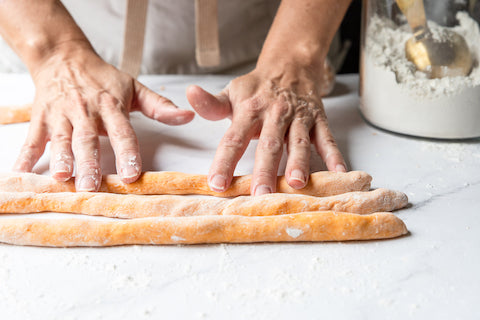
[187,62,346,196]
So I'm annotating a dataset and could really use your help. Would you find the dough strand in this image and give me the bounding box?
[0,170,410,247]
[0,171,372,197]
[0,188,408,218]
[0,104,32,124]
[0,211,408,247]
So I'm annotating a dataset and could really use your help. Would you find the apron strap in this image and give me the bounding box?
[119,0,149,78]
[195,0,221,67]
[120,0,220,75]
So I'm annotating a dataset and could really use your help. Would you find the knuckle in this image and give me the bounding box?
[32,103,48,120]
[152,95,173,109]
[255,168,277,182]
[257,136,283,154]
[323,136,338,148]
[72,129,99,151]
[294,105,308,118]
[292,136,311,148]
[314,112,329,126]
[221,132,245,149]
[109,125,134,140]
[76,159,101,173]
[98,92,127,114]
[293,107,316,128]
[73,130,98,143]
[21,142,42,157]
[50,132,72,144]
[297,115,315,128]
[273,102,294,119]
[242,97,264,114]
[325,150,343,163]
[71,92,88,111]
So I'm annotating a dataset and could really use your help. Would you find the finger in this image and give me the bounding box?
[13,112,48,172]
[71,120,102,192]
[285,117,313,189]
[208,116,260,192]
[312,113,347,172]
[101,108,142,183]
[133,80,194,125]
[186,85,231,120]
[252,106,290,196]
[49,117,74,181]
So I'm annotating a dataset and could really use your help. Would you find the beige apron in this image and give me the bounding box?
[119,0,224,77]
[66,0,280,75]
[0,0,345,78]
[0,0,280,74]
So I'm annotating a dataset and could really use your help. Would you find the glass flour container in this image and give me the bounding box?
[359,0,480,139]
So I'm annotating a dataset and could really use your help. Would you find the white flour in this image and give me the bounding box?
[360,12,480,139]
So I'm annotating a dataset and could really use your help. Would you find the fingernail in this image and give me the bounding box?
[290,169,306,184]
[77,176,97,192]
[121,165,139,179]
[54,162,71,174]
[120,155,140,179]
[335,164,347,173]
[209,175,227,191]
[254,185,272,196]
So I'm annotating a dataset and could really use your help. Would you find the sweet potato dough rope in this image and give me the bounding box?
[0,171,372,197]
[0,171,408,246]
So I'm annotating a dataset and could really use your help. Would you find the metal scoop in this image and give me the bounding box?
[396,0,473,78]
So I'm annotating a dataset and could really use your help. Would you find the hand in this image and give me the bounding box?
[186,62,346,196]
[13,41,194,191]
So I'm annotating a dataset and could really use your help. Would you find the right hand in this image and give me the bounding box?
[13,41,195,191]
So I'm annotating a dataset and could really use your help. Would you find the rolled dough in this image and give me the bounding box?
[0,188,408,218]
[0,171,372,197]
[0,211,408,247]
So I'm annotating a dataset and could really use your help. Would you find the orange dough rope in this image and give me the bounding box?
[0,211,408,247]
[0,171,372,197]
[0,104,32,124]
[0,188,408,218]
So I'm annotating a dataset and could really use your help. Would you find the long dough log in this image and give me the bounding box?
[0,188,408,218]
[0,104,32,124]
[0,211,408,247]
[0,171,372,197]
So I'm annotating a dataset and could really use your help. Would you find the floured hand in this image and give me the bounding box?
[187,62,346,196]
[13,41,194,191]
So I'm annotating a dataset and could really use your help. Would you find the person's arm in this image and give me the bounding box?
[187,0,351,196]
[0,0,194,191]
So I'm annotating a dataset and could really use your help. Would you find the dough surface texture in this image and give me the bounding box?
[0,171,408,247]
[0,211,408,247]
[0,171,372,197]
[0,188,408,218]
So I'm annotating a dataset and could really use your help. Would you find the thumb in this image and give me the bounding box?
[186,85,231,121]
[133,81,195,126]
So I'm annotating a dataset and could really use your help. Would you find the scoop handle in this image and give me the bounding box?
[396,0,428,32]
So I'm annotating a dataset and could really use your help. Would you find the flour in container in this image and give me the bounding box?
[360,12,480,139]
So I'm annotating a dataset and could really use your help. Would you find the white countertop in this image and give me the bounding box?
[0,74,479,320]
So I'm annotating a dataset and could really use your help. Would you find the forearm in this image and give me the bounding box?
[0,0,92,75]
[258,0,352,70]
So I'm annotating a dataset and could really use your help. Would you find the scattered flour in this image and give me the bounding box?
[285,227,303,238]
[171,235,186,242]
[360,12,480,139]
[420,140,480,162]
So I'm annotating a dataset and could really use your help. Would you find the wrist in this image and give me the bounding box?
[27,39,96,80]
[257,40,327,73]
[255,42,327,79]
